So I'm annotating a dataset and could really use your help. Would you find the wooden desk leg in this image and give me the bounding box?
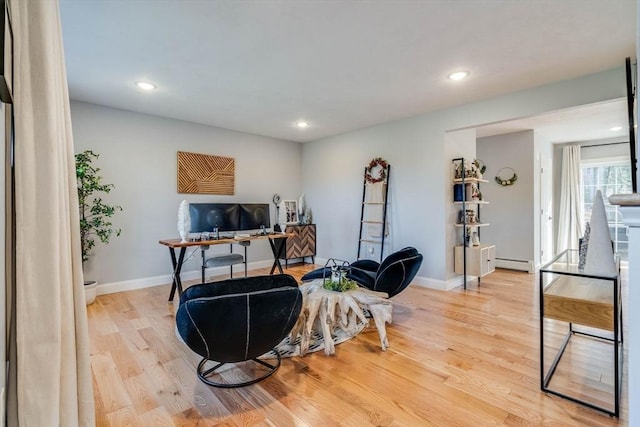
[269,238,286,274]
[168,247,186,302]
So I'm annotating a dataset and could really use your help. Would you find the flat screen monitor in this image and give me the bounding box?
[239,203,271,231]
[189,203,240,232]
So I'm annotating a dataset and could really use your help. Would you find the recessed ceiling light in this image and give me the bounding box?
[135,81,156,91]
[610,126,623,132]
[296,121,309,128]
[448,71,470,81]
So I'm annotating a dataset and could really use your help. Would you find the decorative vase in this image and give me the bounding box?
[471,231,480,246]
[85,281,97,305]
[177,200,191,242]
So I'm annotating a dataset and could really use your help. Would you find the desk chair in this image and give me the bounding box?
[200,241,250,283]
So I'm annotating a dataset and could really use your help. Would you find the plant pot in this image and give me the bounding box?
[84,280,97,305]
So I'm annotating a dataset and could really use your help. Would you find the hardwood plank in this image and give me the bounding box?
[138,406,175,427]
[142,362,193,416]
[123,374,161,416]
[91,353,133,413]
[163,357,235,420]
[87,265,627,425]
[93,332,143,380]
[105,406,140,427]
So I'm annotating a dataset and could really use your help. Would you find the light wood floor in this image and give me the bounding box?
[88,265,627,426]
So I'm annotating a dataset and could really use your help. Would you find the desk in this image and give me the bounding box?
[159,233,292,301]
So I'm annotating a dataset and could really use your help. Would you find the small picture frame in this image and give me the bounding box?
[281,200,299,224]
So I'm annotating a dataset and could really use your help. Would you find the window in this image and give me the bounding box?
[582,158,632,259]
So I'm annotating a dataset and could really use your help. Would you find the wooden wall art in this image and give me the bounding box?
[177,151,235,195]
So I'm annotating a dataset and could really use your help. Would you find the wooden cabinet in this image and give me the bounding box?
[454,244,495,277]
[280,224,316,266]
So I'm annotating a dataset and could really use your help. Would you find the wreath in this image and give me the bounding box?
[365,157,389,184]
[495,167,518,186]
[473,159,487,175]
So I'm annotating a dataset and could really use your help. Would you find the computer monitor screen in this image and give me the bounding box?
[189,203,240,232]
[239,204,271,231]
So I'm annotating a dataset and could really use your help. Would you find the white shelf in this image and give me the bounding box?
[455,223,490,228]
[360,239,382,244]
[453,178,489,184]
[453,201,489,205]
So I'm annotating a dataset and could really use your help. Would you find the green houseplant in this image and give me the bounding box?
[75,150,122,303]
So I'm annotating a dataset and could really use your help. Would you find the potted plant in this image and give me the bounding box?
[75,150,122,304]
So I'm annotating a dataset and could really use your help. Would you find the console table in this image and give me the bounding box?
[539,249,622,416]
[159,233,292,301]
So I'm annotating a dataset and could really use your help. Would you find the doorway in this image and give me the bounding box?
[474,98,628,269]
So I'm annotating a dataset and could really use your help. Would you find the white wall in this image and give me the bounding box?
[302,115,444,285]
[477,130,535,265]
[70,66,628,290]
[70,101,303,288]
[302,67,626,286]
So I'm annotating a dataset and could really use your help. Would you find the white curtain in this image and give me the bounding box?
[557,145,584,253]
[10,0,94,425]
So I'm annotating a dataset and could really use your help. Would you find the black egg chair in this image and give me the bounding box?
[301,247,423,297]
[176,274,302,387]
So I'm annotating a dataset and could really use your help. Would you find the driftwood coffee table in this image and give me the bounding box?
[288,279,393,356]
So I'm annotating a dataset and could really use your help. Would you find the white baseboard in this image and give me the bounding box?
[411,274,475,291]
[96,259,275,296]
[318,258,466,292]
[96,258,478,296]
[495,258,534,273]
[314,257,328,266]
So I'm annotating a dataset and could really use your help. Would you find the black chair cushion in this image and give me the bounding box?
[176,274,302,363]
[346,268,377,289]
[300,267,331,282]
[378,247,419,270]
[373,248,422,296]
[349,259,380,273]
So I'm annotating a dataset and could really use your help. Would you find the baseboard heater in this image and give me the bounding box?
[495,258,533,273]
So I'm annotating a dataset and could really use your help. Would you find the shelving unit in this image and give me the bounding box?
[539,249,622,416]
[452,158,495,289]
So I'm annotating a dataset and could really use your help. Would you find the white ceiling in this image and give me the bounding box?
[476,98,630,143]
[59,0,636,143]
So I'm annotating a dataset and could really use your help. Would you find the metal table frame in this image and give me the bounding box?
[160,233,291,301]
[539,249,623,417]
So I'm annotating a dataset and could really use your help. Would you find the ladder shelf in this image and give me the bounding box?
[357,159,390,262]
